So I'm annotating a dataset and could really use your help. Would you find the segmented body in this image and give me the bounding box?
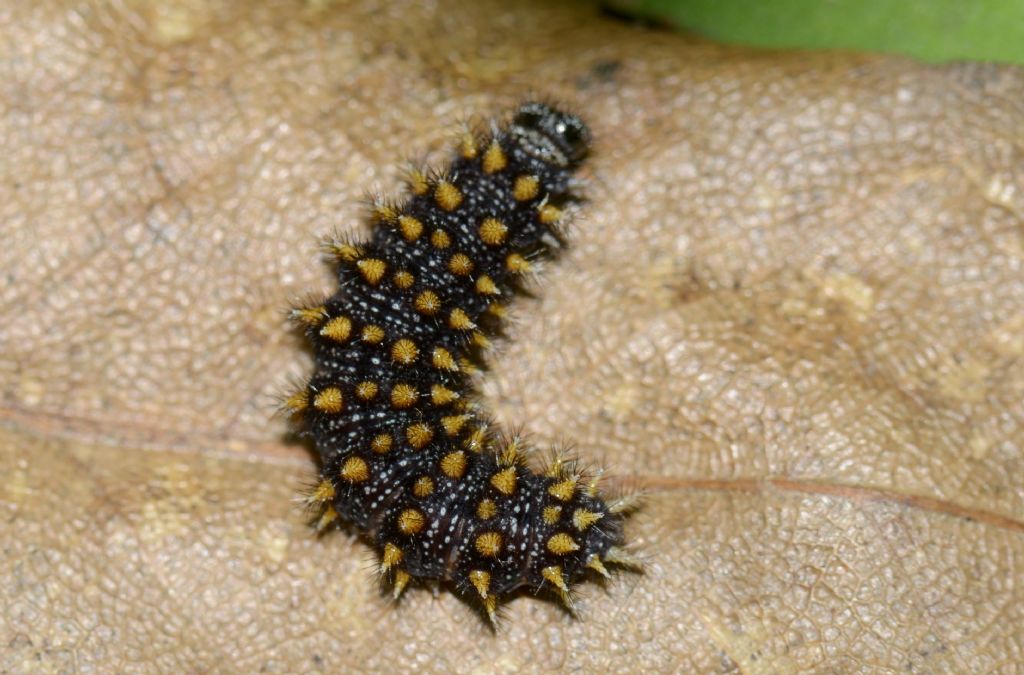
[287,103,634,620]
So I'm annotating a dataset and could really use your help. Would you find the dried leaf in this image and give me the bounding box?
[2,1,1022,672]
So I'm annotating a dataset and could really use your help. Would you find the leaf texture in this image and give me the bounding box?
[1,1,1023,672]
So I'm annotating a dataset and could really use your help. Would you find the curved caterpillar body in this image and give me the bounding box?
[286,102,636,622]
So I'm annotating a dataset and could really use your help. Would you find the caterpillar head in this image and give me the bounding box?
[510,102,591,168]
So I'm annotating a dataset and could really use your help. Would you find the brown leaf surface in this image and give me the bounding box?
[2,1,1023,672]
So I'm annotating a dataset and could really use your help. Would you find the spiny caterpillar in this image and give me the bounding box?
[285,102,638,623]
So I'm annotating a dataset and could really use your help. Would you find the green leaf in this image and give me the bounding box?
[611,0,1024,64]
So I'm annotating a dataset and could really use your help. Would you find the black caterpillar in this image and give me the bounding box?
[285,102,638,622]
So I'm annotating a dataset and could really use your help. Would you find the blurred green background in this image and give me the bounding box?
[609,0,1024,64]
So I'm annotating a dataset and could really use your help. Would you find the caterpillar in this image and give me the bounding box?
[285,102,638,623]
